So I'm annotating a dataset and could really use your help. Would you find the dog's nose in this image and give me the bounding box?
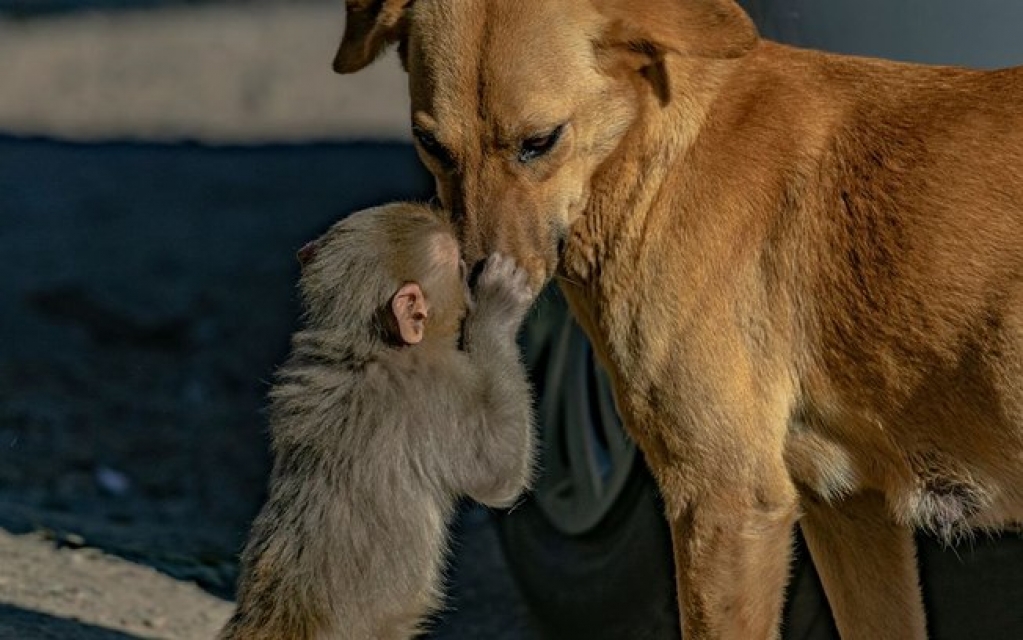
[466,259,488,289]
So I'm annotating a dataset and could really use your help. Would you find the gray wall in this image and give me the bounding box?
[741,0,1023,68]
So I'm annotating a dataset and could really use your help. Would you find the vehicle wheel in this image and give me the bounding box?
[493,286,681,640]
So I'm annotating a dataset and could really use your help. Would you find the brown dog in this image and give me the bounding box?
[333,1,1023,638]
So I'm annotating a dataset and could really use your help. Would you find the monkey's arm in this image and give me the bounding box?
[453,254,536,507]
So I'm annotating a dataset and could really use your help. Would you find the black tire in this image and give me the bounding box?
[494,286,680,640]
[494,459,680,640]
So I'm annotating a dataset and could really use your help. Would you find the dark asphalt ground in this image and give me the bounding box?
[0,136,540,639]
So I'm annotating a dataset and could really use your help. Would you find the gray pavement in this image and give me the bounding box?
[0,2,411,143]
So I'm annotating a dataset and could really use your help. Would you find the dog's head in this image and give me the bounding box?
[334,0,756,286]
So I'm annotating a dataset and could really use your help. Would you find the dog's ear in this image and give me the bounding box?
[596,0,757,62]
[333,0,415,74]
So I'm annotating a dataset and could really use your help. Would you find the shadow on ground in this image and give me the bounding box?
[0,604,144,640]
[0,136,433,593]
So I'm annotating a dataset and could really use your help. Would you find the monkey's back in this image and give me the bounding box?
[224,339,458,640]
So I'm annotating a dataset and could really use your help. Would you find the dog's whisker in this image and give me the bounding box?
[554,273,584,288]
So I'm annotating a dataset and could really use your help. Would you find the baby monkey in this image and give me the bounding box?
[219,203,536,640]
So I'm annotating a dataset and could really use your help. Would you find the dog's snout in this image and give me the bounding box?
[445,192,479,256]
[449,201,465,226]
[445,183,467,224]
[554,223,570,257]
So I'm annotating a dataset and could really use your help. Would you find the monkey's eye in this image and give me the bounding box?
[518,125,565,163]
[412,126,456,170]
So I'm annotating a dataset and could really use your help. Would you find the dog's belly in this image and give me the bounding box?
[785,420,1023,542]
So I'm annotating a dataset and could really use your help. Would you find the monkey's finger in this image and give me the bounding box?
[477,253,512,287]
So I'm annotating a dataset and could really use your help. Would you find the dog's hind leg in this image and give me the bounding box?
[800,490,927,640]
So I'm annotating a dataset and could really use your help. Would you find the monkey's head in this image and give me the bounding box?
[298,203,468,348]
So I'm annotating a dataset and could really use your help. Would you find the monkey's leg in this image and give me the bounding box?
[799,491,926,640]
[663,456,799,640]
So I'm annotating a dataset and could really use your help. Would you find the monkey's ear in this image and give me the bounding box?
[333,0,416,74]
[391,283,428,345]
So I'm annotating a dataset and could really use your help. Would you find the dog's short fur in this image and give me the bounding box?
[334,1,1023,638]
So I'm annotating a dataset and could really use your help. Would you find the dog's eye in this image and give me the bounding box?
[413,126,456,169]
[518,125,565,163]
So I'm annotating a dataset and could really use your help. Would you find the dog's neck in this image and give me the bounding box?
[558,54,746,351]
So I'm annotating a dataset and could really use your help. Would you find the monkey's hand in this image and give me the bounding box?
[467,253,534,338]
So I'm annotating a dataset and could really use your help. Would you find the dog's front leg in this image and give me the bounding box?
[800,491,927,640]
[664,457,799,640]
